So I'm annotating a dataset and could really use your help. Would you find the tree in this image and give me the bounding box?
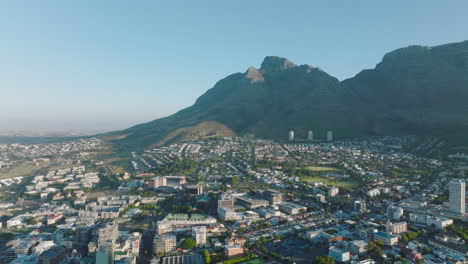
[181,238,196,250]
[230,176,238,186]
[201,249,211,264]
[312,256,335,264]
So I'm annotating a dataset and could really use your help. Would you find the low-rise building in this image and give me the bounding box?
[277,202,306,215]
[386,221,407,234]
[348,240,368,256]
[373,232,398,246]
[329,246,350,263]
[225,245,245,257]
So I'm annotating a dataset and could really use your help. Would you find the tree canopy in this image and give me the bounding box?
[312,255,335,264]
[181,238,196,250]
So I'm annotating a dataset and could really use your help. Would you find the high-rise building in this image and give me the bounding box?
[264,189,284,204]
[98,222,119,245]
[307,131,314,141]
[38,246,67,264]
[327,131,333,141]
[96,242,114,264]
[217,193,234,213]
[154,234,176,254]
[192,226,207,246]
[288,131,295,141]
[449,179,465,215]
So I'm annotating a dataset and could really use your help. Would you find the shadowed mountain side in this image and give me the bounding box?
[106,42,468,152]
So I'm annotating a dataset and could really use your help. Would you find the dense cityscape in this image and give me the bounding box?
[0,135,466,264]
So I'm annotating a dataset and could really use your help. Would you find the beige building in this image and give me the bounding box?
[386,221,407,234]
[154,234,176,254]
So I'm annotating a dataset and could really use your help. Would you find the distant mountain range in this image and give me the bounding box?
[107,40,468,152]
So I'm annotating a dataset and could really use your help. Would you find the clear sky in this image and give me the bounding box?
[1,0,467,134]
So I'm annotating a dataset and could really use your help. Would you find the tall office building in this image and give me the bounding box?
[288,131,295,141]
[264,189,284,204]
[327,131,333,141]
[154,234,176,254]
[98,222,119,245]
[96,242,114,264]
[192,226,207,246]
[449,179,465,215]
[307,131,314,141]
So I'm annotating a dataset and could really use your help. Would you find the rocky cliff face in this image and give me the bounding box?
[342,41,468,136]
[108,40,468,151]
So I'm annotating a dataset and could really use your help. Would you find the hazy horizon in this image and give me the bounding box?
[2,0,468,135]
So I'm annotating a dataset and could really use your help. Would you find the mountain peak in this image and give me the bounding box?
[245,66,264,83]
[260,56,297,72]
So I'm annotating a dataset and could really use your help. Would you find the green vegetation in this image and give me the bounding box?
[152,158,198,175]
[221,254,256,264]
[96,167,119,190]
[26,217,38,225]
[139,204,158,210]
[238,259,263,264]
[180,238,196,250]
[201,249,211,264]
[0,161,46,179]
[401,231,422,242]
[432,191,448,205]
[368,241,384,262]
[312,255,335,264]
[120,204,136,216]
[301,176,360,190]
[306,166,341,172]
[447,224,468,240]
[0,232,15,245]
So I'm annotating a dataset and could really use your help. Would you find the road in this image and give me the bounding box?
[138,193,183,264]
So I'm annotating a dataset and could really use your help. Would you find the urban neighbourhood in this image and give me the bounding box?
[0,135,466,264]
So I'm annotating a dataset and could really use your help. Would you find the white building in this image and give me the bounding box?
[373,232,398,246]
[288,131,295,142]
[409,213,453,229]
[277,202,306,215]
[387,205,403,220]
[367,188,380,197]
[449,179,465,215]
[192,226,207,246]
[328,186,339,197]
[218,208,240,221]
[329,246,350,262]
[307,131,314,141]
[327,131,333,141]
[426,216,453,229]
[354,200,366,212]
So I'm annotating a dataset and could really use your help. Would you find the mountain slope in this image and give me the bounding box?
[107,40,468,151]
[342,41,468,137]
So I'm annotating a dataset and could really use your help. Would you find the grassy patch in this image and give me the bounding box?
[301,176,360,190]
[0,161,46,179]
[239,259,264,264]
[306,166,341,172]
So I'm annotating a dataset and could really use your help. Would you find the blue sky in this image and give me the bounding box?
[1,0,467,133]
